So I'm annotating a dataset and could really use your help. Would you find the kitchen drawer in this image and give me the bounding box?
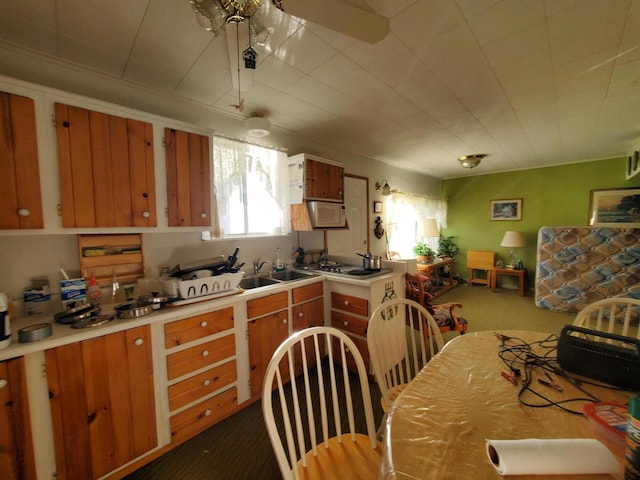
[247,291,288,319]
[167,334,235,380]
[164,307,234,348]
[331,310,368,337]
[332,334,370,372]
[331,291,368,317]
[170,387,238,444]
[292,282,323,304]
[168,359,237,412]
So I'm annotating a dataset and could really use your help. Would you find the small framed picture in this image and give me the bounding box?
[373,201,383,214]
[490,198,522,221]
[589,188,640,227]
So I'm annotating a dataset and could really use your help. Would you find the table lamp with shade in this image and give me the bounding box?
[500,231,527,269]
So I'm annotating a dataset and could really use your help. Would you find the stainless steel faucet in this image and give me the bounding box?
[253,258,270,274]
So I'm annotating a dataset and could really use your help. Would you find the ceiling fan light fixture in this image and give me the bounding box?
[245,114,271,137]
[458,154,486,169]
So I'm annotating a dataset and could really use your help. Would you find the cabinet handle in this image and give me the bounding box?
[17,208,30,217]
[201,350,209,357]
[134,338,143,346]
[204,409,212,417]
[343,321,349,327]
[200,320,208,328]
[203,379,211,387]
[142,211,150,218]
[282,319,287,324]
[298,312,303,317]
[344,300,350,306]
[0,379,7,389]
[200,212,207,219]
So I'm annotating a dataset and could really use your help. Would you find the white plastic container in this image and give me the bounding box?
[176,272,244,300]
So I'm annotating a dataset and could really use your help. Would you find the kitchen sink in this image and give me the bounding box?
[239,276,280,290]
[268,270,315,281]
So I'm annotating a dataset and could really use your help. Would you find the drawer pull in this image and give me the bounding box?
[344,300,350,306]
[282,319,287,324]
[0,379,7,389]
[200,320,208,328]
[200,212,207,219]
[298,312,304,318]
[204,409,212,417]
[202,350,209,357]
[134,338,144,346]
[343,321,349,327]
[203,379,211,387]
[142,211,150,218]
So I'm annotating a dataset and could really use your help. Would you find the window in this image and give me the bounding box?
[383,192,448,258]
[213,136,290,237]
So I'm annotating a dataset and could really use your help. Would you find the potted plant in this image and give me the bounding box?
[438,235,459,259]
[413,242,435,264]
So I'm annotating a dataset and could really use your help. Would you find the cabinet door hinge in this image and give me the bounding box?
[51,115,56,127]
[162,136,166,148]
[57,204,62,216]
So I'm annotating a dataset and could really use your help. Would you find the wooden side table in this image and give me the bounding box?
[417,257,455,298]
[492,268,526,296]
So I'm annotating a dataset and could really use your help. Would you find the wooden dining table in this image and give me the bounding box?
[381,330,633,480]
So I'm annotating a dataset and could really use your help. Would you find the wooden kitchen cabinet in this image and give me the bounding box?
[163,307,239,445]
[303,157,344,202]
[55,103,156,228]
[0,357,36,480]
[0,91,43,229]
[247,291,289,398]
[164,127,211,227]
[45,325,156,480]
[330,290,370,373]
[292,283,325,373]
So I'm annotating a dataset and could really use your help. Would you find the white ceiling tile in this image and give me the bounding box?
[272,26,338,73]
[467,0,546,46]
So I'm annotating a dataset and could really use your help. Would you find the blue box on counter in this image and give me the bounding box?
[24,288,51,316]
[60,278,86,308]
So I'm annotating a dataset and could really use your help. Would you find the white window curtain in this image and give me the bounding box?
[213,136,290,237]
[383,192,448,258]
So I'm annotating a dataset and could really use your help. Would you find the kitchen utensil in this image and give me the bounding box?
[138,293,172,310]
[357,252,382,271]
[18,323,52,342]
[168,256,226,278]
[114,301,154,319]
[71,315,114,329]
[54,303,101,324]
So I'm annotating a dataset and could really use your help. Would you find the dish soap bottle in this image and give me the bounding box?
[110,271,121,303]
[88,276,102,305]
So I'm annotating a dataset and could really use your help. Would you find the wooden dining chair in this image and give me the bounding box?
[367,298,444,412]
[405,272,468,335]
[573,297,640,340]
[262,326,382,480]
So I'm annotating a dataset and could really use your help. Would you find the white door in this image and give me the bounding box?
[326,175,368,256]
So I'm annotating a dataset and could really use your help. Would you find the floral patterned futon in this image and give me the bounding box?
[535,226,640,314]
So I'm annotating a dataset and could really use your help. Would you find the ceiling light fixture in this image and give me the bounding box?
[245,112,271,137]
[375,179,392,196]
[458,154,486,169]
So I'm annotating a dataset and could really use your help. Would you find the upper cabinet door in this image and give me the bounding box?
[164,128,211,227]
[304,158,344,202]
[0,91,44,229]
[55,103,157,228]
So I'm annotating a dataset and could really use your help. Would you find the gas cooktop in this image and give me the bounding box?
[299,263,393,279]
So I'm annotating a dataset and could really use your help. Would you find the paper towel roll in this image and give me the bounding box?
[486,438,619,475]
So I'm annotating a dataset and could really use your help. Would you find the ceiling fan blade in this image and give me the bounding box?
[280,0,389,44]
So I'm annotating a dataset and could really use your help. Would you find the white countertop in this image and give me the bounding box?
[0,268,402,361]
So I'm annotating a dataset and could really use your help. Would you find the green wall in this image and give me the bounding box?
[441,157,640,287]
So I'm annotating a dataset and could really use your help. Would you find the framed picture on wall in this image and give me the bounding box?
[490,198,522,221]
[373,201,383,213]
[589,188,640,227]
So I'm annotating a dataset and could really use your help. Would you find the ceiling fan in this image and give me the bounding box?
[190,0,390,44]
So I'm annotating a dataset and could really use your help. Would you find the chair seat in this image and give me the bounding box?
[296,434,382,480]
[433,309,468,329]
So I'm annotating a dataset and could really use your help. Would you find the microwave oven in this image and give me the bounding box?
[307,201,347,228]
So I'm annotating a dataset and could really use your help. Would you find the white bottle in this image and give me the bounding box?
[0,293,11,350]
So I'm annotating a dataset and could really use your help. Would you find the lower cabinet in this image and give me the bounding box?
[247,291,289,398]
[0,356,36,480]
[163,307,239,445]
[330,289,370,373]
[292,283,325,374]
[45,325,156,480]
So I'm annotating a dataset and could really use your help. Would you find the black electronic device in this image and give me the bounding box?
[557,325,640,391]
